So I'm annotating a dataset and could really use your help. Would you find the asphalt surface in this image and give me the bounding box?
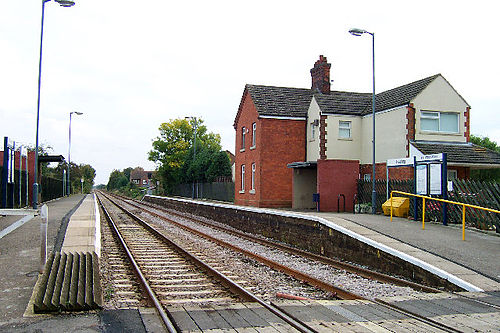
[0,195,91,330]
[2,194,498,331]
[330,212,500,282]
[0,195,149,333]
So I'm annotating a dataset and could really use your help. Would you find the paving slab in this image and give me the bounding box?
[0,195,85,329]
[61,194,100,255]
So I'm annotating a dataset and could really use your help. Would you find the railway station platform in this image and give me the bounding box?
[61,193,101,255]
[297,210,500,292]
[2,193,499,332]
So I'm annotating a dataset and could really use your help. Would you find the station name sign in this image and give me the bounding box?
[387,153,443,167]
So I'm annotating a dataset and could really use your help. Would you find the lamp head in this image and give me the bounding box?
[74,111,83,115]
[349,28,366,36]
[55,0,75,7]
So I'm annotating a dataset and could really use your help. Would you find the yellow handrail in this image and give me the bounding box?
[390,190,500,240]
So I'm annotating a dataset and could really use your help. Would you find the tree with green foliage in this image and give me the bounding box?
[148,118,194,192]
[105,167,146,198]
[45,162,96,193]
[107,169,129,191]
[470,135,500,182]
[149,118,231,193]
[207,151,232,182]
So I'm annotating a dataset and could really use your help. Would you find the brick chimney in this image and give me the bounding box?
[310,55,331,94]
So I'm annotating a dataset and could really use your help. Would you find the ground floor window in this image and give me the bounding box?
[251,163,256,193]
[240,164,245,192]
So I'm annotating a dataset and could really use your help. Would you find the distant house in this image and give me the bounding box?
[233,55,500,211]
[130,168,155,188]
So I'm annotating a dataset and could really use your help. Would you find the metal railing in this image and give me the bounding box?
[390,190,500,240]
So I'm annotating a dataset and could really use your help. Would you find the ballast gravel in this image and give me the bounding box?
[121,199,425,300]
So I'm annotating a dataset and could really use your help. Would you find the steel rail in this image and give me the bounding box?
[107,193,360,300]
[137,194,493,333]
[108,193,467,333]
[99,191,316,333]
[96,194,178,333]
[127,195,442,294]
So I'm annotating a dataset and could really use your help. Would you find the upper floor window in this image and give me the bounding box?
[251,123,256,148]
[241,127,246,151]
[339,121,351,139]
[310,119,318,141]
[420,111,459,133]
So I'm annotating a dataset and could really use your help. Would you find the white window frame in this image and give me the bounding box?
[420,111,459,134]
[251,123,256,149]
[310,122,316,141]
[339,120,351,139]
[240,127,246,151]
[239,164,245,193]
[363,174,371,181]
[447,169,458,180]
[250,163,256,194]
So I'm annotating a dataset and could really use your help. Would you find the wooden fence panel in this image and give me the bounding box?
[357,178,500,232]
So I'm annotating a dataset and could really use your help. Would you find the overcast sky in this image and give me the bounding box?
[1,0,499,185]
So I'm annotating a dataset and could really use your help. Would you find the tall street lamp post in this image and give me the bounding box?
[33,0,75,209]
[67,111,83,196]
[185,117,198,199]
[349,28,377,214]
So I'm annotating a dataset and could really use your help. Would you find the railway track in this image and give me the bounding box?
[97,191,497,332]
[97,192,317,332]
[113,192,439,295]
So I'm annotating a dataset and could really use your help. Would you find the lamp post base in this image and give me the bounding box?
[371,190,377,214]
[33,183,39,209]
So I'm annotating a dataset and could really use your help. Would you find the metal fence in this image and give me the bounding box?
[0,166,29,208]
[172,181,235,202]
[41,175,64,202]
[357,179,414,213]
[357,178,500,232]
[0,165,64,207]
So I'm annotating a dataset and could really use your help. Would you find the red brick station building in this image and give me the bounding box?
[233,56,500,212]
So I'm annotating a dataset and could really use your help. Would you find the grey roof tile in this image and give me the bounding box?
[412,141,500,165]
[246,84,312,118]
[365,74,440,114]
[245,74,441,118]
[314,91,371,115]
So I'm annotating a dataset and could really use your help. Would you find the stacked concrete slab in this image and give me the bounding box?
[33,193,103,313]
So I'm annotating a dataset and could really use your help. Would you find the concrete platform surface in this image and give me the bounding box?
[301,211,500,292]
[0,195,85,328]
[0,194,150,332]
[61,193,101,255]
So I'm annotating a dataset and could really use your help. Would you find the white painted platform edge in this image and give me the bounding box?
[146,195,484,292]
[0,209,38,216]
[93,193,101,257]
[0,214,35,239]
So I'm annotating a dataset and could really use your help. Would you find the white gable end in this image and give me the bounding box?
[412,75,469,143]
